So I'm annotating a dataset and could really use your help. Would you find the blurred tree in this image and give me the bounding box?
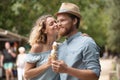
[0,0,108,47]
[106,0,120,54]
[77,0,107,47]
[0,0,60,36]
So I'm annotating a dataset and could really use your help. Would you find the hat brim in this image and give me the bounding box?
[55,11,81,19]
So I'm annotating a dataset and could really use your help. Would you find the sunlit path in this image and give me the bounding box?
[99,59,114,80]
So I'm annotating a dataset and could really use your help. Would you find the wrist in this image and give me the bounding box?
[65,66,71,74]
[44,63,50,68]
[63,65,69,73]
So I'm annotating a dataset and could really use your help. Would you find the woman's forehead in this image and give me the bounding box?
[46,17,55,23]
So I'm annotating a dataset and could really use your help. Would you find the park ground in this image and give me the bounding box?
[0,58,116,80]
[99,58,116,80]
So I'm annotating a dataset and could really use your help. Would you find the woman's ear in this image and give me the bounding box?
[44,29,47,34]
[44,30,47,34]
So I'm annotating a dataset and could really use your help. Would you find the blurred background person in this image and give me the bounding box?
[1,42,16,80]
[0,51,3,79]
[16,46,26,80]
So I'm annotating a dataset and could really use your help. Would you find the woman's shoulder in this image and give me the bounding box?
[30,43,43,53]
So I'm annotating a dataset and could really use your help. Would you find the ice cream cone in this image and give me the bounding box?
[50,41,59,61]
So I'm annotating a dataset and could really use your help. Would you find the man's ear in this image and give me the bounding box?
[73,18,77,25]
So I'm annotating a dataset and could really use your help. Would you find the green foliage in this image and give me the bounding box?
[106,0,120,53]
[0,0,110,47]
[79,0,107,46]
[0,0,60,36]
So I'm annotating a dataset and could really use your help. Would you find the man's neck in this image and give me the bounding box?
[67,29,78,38]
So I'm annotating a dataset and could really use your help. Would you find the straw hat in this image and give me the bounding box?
[56,2,81,19]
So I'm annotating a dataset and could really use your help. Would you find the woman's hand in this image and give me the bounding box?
[47,55,52,66]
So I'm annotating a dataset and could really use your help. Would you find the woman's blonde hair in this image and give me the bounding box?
[29,14,53,46]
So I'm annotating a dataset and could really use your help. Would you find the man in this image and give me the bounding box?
[52,2,101,80]
[1,42,16,80]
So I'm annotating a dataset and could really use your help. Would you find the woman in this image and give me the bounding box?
[16,47,26,80]
[24,14,59,80]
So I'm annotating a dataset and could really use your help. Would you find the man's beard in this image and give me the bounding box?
[58,26,73,39]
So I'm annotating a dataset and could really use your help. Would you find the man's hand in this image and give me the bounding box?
[51,60,68,73]
[8,49,12,53]
[8,49,16,57]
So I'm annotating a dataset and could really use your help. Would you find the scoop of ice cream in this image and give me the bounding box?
[52,42,58,50]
